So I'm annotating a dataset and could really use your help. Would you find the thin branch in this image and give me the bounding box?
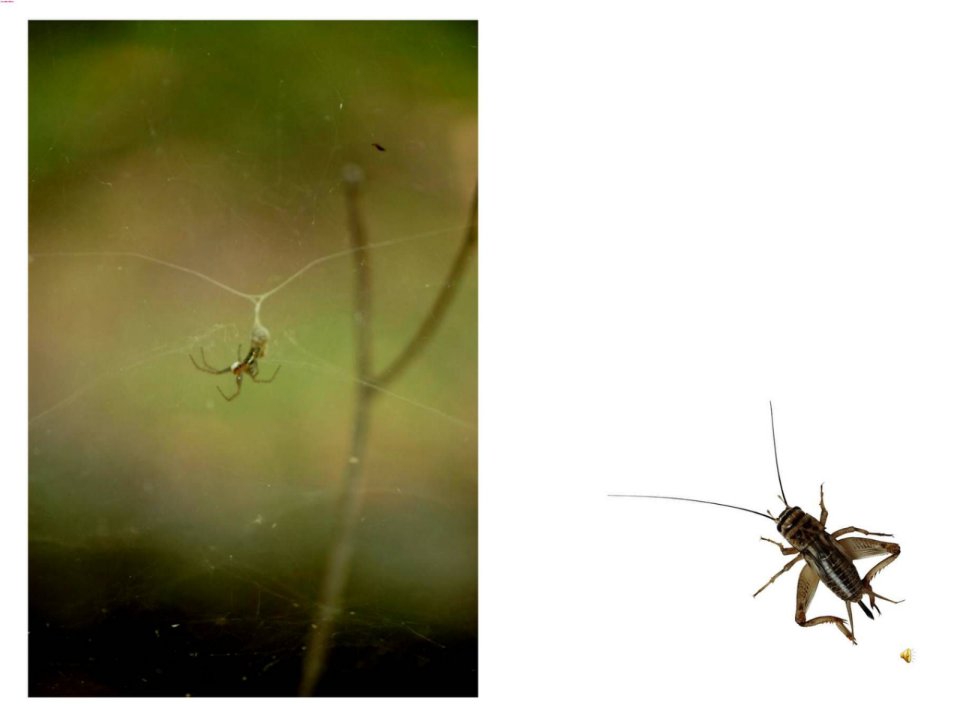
[375,186,478,387]
[346,176,374,382]
[297,368,373,695]
[298,170,477,696]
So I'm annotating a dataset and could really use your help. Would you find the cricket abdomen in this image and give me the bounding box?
[777,506,864,602]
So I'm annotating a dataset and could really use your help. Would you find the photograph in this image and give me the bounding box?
[28,19,477,697]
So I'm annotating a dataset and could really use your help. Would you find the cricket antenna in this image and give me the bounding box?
[769,401,789,507]
[607,494,775,522]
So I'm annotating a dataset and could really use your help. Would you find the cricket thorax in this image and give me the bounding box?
[776,507,820,548]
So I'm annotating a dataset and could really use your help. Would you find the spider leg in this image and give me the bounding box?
[217,374,242,401]
[190,348,232,374]
[251,365,281,384]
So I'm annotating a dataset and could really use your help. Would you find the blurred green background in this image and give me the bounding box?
[28,20,477,697]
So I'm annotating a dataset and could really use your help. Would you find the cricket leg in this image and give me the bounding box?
[832,526,894,539]
[759,536,799,556]
[753,554,803,597]
[795,563,857,644]
[838,536,903,613]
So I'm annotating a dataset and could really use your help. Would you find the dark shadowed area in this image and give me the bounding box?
[29,20,477,697]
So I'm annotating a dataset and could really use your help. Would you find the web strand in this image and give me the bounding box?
[30,251,257,303]
[30,226,465,312]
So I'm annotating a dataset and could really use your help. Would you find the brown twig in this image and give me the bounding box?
[298,168,477,696]
[375,186,478,387]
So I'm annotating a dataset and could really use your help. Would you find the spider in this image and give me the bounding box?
[190,344,280,401]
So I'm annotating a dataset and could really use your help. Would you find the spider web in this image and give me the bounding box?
[28,20,477,697]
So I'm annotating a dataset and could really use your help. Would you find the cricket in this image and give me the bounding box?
[611,403,902,644]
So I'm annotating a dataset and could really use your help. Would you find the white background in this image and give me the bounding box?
[5,1,960,718]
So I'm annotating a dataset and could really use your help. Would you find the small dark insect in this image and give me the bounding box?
[372,143,386,152]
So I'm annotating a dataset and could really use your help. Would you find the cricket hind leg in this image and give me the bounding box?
[795,563,858,644]
[837,536,903,614]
